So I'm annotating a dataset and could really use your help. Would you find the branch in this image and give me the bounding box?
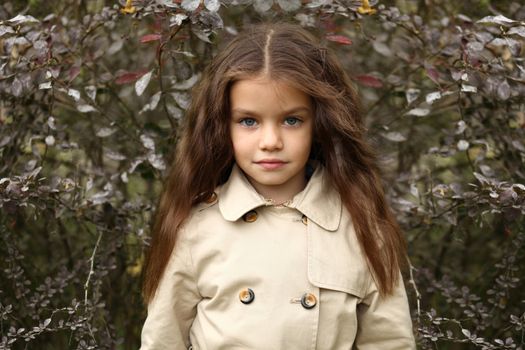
[407,255,421,321]
[84,228,103,306]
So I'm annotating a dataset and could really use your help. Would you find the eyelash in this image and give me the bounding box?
[238,116,303,128]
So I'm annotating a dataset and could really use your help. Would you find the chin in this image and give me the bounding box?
[251,177,287,186]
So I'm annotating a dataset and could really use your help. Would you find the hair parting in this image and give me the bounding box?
[263,28,274,75]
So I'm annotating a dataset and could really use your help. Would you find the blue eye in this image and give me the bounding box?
[239,118,257,127]
[284,117,302,126]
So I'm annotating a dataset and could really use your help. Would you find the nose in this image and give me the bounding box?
[259,124,283,151]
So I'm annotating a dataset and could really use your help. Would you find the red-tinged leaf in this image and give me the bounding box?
[140,34,162,43]
[355,74,383,88]
[115,69,150,85]
[326,35,352,45]
[426,67,440,84]
[320,18,337,33]
[69,66,81,82]
[175,33,190,41]
[469,57,481,68]
[153,17,163,32]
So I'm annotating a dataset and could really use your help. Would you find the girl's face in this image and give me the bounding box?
[229,75,314,202]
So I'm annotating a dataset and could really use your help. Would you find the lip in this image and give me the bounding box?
[254,159,287,170]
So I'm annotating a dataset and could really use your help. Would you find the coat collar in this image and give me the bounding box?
[218,163,342,231]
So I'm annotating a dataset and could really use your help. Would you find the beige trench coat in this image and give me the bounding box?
[140,164,416,349]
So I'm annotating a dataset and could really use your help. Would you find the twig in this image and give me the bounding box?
[407,255,421,321]
[157,24,184,132]
[84,229,103,306]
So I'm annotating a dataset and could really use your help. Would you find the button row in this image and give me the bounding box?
[203,194,310,226]
[238,288,317,309]
[242,210,309,225]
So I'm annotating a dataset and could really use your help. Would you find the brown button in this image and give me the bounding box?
[301,293,317,309]
[239,288,255,304]
[301,214,308,225]
[243,210,258,223]
[205,191,217,204]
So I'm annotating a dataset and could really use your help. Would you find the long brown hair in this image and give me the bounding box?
[143,21,407,303]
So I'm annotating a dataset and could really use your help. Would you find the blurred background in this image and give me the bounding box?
[1,0,524,348]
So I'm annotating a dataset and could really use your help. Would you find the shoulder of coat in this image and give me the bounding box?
[179,188,221,241]
[179,189,221,240]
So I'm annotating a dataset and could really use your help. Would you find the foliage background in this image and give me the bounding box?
[1,0,524,349]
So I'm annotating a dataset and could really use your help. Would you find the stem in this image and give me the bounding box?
[157,24,184,132]
[407,255,421,320]
[84,228,103,306]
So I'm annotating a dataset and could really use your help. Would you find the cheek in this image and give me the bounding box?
[230,128,241,149]
[287,138,310,160]
[294,128,313,155]
[230,130,251,155]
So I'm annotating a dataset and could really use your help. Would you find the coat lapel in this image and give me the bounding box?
[218,163,342,232]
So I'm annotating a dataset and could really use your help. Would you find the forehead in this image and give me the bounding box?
[229,76,312,112]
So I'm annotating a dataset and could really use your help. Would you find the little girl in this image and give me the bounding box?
[140,22,416,349]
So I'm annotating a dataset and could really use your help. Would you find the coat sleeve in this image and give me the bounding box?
[140,227,201,350]
[354,271,416,350]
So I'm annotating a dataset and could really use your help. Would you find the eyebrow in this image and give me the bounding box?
[231,106,311,116]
